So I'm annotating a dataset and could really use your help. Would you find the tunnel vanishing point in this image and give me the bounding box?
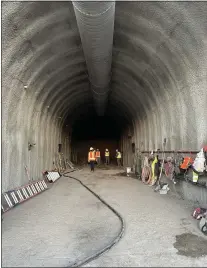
[2,1,207,192]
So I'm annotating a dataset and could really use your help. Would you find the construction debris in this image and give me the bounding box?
[154,183,170,195]
[66,159,75,170]
[159,184,170,194]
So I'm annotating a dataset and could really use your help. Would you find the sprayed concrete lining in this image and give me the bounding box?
[2,1,207,192]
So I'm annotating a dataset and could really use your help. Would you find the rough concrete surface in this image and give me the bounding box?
[2,170,120,267]
[2,168,207,267]
[2,1,207,191]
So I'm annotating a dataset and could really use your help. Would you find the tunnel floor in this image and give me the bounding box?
[2,168,207,267]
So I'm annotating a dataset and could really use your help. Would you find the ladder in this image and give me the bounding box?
[1,179,48,213]
[44,171,61,183]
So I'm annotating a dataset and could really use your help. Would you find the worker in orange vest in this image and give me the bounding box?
[88,147,96,172]
[96,149,101,165]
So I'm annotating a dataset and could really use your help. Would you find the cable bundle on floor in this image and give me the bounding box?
[63,170,125,267]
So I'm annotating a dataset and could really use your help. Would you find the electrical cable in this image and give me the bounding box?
[63,169,125,267]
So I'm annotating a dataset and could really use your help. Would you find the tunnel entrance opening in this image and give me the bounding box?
[71,114,123,165]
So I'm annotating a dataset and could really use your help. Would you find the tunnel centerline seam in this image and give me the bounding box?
[91,88,110,96]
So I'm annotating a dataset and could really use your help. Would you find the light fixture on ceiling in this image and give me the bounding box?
[24,85,28,89]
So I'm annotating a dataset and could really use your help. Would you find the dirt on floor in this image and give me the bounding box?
[112,171,139,179]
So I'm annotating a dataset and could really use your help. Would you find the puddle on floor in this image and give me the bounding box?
[174,232,207,258]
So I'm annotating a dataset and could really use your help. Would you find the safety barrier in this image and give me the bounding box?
[1,179,48,213]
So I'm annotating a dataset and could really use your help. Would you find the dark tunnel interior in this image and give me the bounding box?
[72,115,122,141]
[71,113,124,164]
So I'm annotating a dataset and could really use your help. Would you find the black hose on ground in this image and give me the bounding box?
[63,169,125,267]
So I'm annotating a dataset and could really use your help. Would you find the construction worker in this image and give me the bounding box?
[93,148,97,163]
[88,147,96,172]
[116,149,122,166]
[96,149,101,165]
[105,149,110,165]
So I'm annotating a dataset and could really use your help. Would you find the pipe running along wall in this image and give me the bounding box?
[72,1,115,115]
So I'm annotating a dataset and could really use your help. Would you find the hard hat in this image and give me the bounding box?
[106,149,108,151]
[90,147,93,150]
[116,149,118,152]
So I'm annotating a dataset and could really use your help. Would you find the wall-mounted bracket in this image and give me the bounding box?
[28,142,36,151]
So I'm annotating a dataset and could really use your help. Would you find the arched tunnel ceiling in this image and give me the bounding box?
[2,1,207,189]
[2,2,206,116]
[2,1,207,126]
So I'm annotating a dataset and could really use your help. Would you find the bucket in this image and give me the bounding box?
[126,167,131,176]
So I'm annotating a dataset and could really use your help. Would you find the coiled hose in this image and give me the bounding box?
[63,170,125,267]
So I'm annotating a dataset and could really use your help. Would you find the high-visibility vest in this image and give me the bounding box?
[96,151,100,157]
[151,156,158,178]
[105,151,109,156]
[180,157,193,170]
[88,151,96,161]
[117,152,121,159]
[193,171,199,182]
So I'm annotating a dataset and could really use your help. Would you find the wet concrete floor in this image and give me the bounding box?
[174,233,207,258]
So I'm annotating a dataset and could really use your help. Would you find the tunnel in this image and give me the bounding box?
[2,1,207,266]
[2,1,207,192]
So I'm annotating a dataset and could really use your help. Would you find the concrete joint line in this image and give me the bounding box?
[140,39,175,78]
[91,88,110,96]
[88,72,112,87]
[10,75,26,86]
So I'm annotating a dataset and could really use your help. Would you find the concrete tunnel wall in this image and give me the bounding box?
[2,1,207,192]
